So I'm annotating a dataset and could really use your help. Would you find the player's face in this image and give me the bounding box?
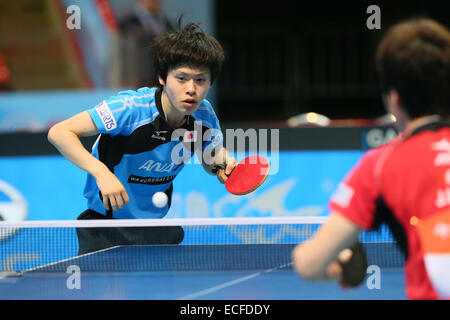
[160,66,211,117]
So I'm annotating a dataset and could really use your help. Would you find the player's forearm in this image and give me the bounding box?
[292,243,333,281]
[292,213,362,282]
[48,125,108,178]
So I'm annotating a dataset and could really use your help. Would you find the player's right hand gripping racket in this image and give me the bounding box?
[222,155,270,195]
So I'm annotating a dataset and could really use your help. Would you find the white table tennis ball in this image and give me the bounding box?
[152,192,168,208]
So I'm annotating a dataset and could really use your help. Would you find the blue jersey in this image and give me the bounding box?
[84,87,223,219]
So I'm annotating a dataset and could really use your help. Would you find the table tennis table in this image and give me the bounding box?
[0,244,406,300]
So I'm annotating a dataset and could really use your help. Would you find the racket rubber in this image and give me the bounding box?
[225,156,270,195]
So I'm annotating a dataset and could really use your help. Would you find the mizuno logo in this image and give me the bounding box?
[151,130,168,141]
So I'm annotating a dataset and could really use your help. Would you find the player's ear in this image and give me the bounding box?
[390,90,403,109]
[383,89,410,131]
[383,90,402,115]
[158,76,165,86]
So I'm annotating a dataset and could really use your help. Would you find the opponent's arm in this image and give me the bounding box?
[47,111,129,211]
[292,211,362,283]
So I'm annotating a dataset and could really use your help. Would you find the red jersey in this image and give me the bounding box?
[329,122,450,300]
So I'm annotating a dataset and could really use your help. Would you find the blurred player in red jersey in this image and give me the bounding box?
[293,18,450,299]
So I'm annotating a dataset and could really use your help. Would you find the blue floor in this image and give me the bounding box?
[0,268,405,300]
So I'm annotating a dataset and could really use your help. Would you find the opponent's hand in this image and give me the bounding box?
[95,169,130,211]
[324,249,353,287]
[326,242,368,289]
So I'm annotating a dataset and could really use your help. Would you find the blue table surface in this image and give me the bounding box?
[0,245,406,300]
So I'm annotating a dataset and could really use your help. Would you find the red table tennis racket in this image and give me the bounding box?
[223,155,270,195]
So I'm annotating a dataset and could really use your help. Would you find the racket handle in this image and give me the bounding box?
[211,164,226,174]
[338,241,368,287]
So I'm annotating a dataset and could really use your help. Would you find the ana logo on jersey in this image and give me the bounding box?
[138,160,179,173]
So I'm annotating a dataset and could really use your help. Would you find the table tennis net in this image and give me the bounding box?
[0,217,404,273]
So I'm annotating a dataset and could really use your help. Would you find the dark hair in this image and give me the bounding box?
[152,21,225,85]
[376,18,450,118]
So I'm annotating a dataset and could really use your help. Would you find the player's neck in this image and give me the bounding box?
[405,114,441,133]
[161,92,187,128]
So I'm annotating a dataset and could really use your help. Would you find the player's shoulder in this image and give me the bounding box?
[193,99,219,125]
[350,136,408,181]
[351,143,391,175]
[104,87,158,111]
[363,143,389,161]
[96,87,160,135]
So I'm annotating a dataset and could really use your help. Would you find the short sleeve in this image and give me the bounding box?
[88,88,155,136]
[329,148,383,230]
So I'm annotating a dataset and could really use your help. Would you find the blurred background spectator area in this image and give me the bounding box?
[0,0,89,90]
[0,0,448,123]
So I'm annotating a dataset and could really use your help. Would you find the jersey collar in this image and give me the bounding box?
[410,119,450,137]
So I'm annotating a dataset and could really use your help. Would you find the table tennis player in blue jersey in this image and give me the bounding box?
[48,22,237,254]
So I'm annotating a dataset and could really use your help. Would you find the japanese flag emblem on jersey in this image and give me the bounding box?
[183,130,197,143]
[416,210,450,299]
